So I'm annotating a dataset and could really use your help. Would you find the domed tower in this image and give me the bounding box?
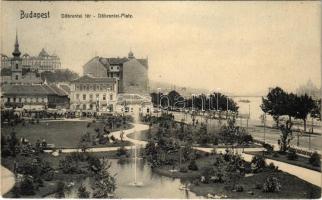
[128,50,135,59]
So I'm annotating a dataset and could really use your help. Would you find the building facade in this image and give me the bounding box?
[69,75,118,112]
[82,51,149,94]
[115,93,153,116]
[1,84,70,110]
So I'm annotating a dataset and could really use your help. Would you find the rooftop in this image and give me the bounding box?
[70,74,116,84]
[2,84,68,97]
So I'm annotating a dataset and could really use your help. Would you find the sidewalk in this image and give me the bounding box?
[1,166,15,196]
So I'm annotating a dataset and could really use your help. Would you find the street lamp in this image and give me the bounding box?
[157,88,161,117]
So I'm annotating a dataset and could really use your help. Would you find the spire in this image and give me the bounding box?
[12,30,21,58]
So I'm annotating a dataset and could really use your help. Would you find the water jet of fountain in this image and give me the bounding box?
[129,94,143,187]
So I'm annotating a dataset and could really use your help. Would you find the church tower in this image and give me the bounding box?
[11,31,22,83]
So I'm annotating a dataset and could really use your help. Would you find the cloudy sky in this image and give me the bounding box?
[1,1,321,95]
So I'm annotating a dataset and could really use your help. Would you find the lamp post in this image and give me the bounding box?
[157,88,161,117]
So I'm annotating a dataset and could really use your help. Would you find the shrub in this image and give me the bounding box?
[309,152,321,167]
[235,185,244,192]
[268,162,279,171]
[20,176,35,195]
[78,184,90,198]
[116,146,128,157]
[273,152,279,158]
[262,176,282,193]
[179,166,188,173]
[263,143,274,154]
[287,149,298,160]
[11,185,20,198]
[188,160,199,171]
[251,155,266,169]
[55,181,66,198]
[43,171,54,181]
[242,134,253,143]
[1,148,11,157]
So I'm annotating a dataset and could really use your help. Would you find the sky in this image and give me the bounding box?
[1,1,321,95]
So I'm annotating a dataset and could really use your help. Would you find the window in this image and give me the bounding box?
[103,94,106,100]
[83,94,86,100]
[7,98,10,102]
[15,75,19,80]
[18,98,21,103]
[13,98,16,102]
[110,94,113,100]
[82,104,86,110]
[16,63,18,69]
[76,94,80,99]
[76,85,80,90]
[89,94,93,100]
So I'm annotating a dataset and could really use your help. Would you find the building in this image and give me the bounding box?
[115,93,153,116]
[83,51,149,94]
[1,84,70,110]
[0,33,43,85]
[1,34,61,72]
[69,75,118,113]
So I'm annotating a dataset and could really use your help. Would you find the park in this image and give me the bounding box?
[1,93,321,199]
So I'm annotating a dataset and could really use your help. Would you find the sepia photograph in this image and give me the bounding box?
[0,1,321,199]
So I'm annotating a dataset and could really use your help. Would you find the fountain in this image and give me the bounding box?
[129,94,144,187]
[129,143,143,187]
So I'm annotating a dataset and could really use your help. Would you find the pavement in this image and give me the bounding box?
[1,166,15,196]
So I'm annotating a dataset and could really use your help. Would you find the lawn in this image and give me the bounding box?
[190,171,321,199]
[247,151,321,172]
[151,153,321,199]
[1,120,132,148]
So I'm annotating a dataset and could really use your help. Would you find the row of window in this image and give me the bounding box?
[75,104,112,110]
[107,72,120,78]
[75,93,113,101]
[75,84,112,91]
[7,97,47,103]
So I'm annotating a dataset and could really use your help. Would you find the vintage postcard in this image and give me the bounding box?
[0,1,321,199]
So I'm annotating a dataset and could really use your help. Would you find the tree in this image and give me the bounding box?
[261,87,288,127]
[279,120,293,152]
[167,90,182,108]
[40,69,79,83]
[311,99,321,120]
[92,160,116,198]
[293,94,315,132]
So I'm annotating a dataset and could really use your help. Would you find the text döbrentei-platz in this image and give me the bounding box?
[60,13,133,19]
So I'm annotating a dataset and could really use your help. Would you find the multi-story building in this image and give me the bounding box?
[1,35,61,72]
[69,75,118,113]
[83,51,149,94]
